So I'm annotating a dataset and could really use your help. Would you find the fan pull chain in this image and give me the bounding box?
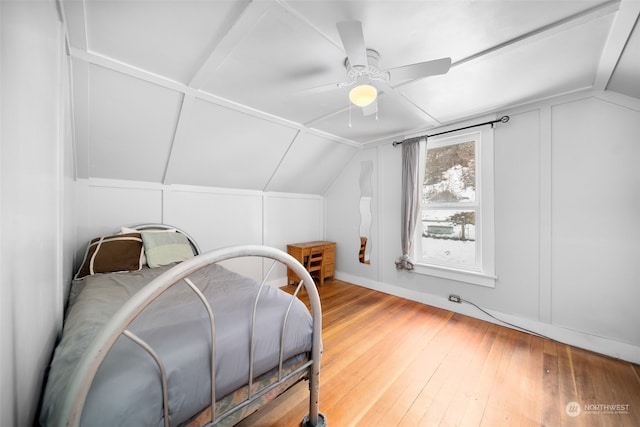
[348,103,352,128]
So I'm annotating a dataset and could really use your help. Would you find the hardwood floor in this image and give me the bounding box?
[238,280,640,427]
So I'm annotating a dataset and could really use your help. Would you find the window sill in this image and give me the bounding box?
[412,262,496,288]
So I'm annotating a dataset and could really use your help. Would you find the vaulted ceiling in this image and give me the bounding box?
[62,0,640,194]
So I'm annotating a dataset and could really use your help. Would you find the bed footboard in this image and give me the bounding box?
[57,245,325,427]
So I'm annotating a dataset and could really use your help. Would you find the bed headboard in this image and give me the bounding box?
[132,224,201,255]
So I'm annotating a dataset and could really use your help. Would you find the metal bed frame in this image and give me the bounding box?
[56,241,326,426]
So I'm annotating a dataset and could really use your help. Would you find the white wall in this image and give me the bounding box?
[326,90,640,363]
[75,179,324,285]
[0,1,76,425]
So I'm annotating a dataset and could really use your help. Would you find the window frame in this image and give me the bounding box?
[413,127,496,287]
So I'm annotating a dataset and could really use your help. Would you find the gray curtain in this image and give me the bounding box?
[395,138,422,270]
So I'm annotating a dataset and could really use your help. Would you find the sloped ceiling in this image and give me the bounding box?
[62,0,640,194]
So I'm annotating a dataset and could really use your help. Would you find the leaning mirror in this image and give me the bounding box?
[359,160,373,264]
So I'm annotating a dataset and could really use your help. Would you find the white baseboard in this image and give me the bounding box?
[336,272,640,365]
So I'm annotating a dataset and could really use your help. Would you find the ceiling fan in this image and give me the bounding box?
[309,20,452,117]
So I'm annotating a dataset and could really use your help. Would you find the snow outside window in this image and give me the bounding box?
[413,129,496,287]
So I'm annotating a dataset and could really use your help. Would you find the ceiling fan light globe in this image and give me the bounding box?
[349,84,377,107]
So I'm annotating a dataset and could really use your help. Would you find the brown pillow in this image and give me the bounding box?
[74,233,144,279]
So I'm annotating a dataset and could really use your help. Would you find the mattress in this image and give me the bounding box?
[40,263,314,426]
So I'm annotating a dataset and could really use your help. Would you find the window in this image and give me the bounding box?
[413,129,495,287]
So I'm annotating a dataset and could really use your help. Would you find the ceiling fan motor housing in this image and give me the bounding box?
[344,49,389,85]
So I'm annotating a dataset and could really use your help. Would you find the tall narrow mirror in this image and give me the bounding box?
[359,160,373,264]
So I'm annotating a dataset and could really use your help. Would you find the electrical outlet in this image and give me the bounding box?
[448,294,461,303]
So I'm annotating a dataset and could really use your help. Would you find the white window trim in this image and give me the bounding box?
[413,127,496,288]
[412,263,497,287]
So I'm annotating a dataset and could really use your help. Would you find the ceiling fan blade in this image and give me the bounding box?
[362,100,377,117]
[387,57,452,83]
[336,20,368,68]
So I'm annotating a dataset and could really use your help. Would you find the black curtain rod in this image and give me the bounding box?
[392,115,510,146]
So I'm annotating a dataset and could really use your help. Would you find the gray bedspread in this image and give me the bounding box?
[40,263,313,426]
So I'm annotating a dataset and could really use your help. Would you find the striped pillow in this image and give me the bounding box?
[74,233,144,279]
